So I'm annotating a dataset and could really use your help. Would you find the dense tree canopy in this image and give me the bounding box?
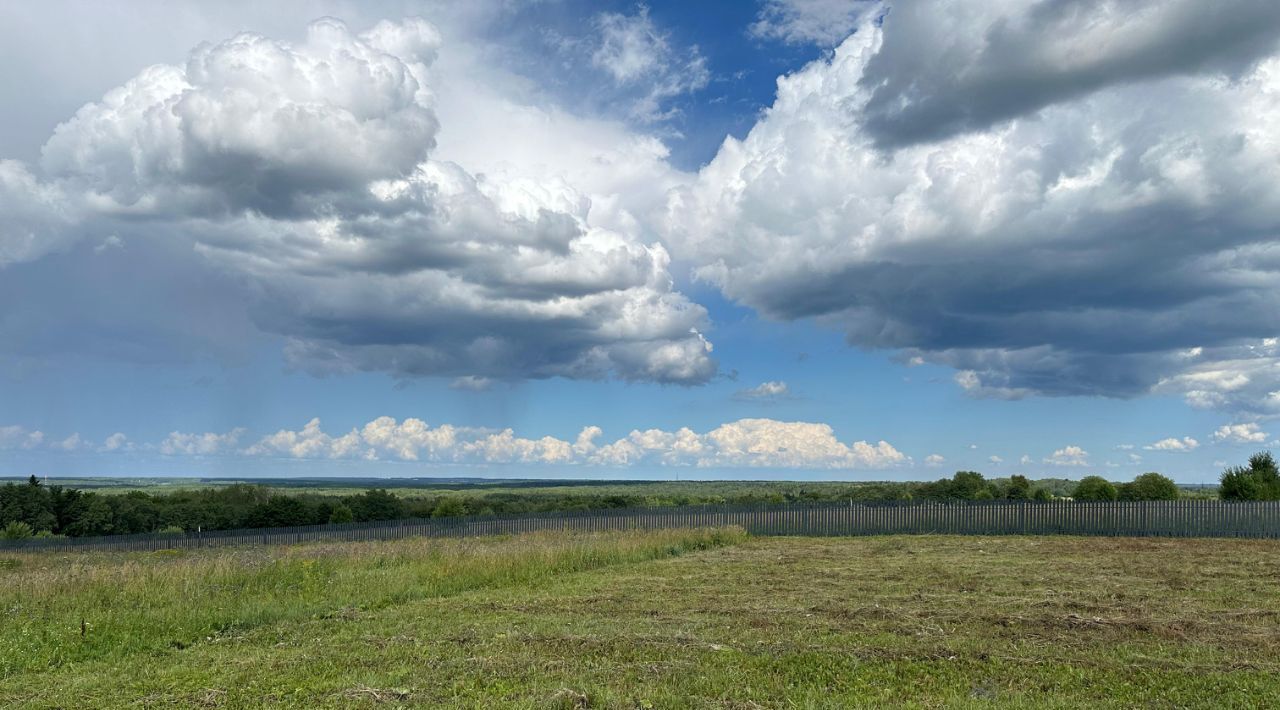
[1118,472,1180,501]
[1072,476,1119,501]
[1005,475,1032,500]
[1220,452,1280,501]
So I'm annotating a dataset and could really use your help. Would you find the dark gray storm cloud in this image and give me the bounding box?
[859,0,1280,148]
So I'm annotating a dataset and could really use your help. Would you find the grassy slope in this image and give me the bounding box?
[3,534,1279,708]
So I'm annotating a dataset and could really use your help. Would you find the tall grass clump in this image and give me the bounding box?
[0,526,746,677]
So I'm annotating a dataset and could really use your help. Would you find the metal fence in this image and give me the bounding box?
[3,499,1280,554]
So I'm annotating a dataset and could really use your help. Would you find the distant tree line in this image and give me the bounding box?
[0,480,648,539]
[0,460,1250,539]
[1070,472,1180,501]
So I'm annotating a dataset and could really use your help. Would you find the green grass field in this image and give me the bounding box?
[2,530,1277,708]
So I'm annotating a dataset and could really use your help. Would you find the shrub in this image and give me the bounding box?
[1,521,34,540]
[1072,476,1118,501]
[328,504,355,524]
[431,498,467,518]
[1032,488,1052,502]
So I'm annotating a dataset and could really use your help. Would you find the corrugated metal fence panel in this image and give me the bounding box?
[3,500,1280,554]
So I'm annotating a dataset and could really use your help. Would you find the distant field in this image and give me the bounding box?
[8,475,1212,499]
[2,531,1276,708]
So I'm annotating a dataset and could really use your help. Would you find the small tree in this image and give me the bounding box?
[950,471,988,499]
[1220,466,1260,500]
[1032,487,1052,502]
[1072,476,1118,501]
[1118,472,1180,501]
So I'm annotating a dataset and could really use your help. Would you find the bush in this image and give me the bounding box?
[431,498,467,518]
[1118,472,1179,501]
[328,504,355,524]
[1,521,34,540]
[1032,487,1052,502]
[1220,451,1280,500]
[1072,476,1118,501]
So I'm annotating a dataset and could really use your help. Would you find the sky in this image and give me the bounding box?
[2,0,1279,482]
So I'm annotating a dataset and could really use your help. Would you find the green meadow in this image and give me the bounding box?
[2,530,1278,708]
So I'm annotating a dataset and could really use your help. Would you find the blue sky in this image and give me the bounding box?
[2,0,1279,481]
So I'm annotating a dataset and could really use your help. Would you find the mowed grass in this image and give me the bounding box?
[2,533,1279,708]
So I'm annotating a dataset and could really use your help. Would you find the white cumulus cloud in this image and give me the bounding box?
[238,416,905,470]
[99,432,131,452]
[1144,436,1199,452]
[159,428,246,456]
[1212,422,1270,444]
[734,380,790,400]
[1044,446,1090,467]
